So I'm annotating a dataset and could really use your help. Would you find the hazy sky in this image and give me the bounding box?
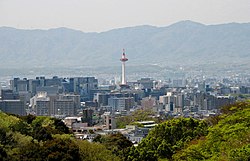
[0,0,250,32]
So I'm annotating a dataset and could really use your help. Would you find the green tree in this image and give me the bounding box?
[0,127,16,146]
[172,101,250,161]
[52,118,70,134]
[33,126,52,141]
[15,141,45,161]
[20,114,36,124]
[131,118,208,160]
[0,145,9,161]
[44,138,80,161]
[229,144,250,161]
[93,133,133,160]
[10,120,32,136]
[77,140,120,161]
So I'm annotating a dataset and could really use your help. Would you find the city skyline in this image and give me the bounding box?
[0,0,250,160]
[0,0,250,32]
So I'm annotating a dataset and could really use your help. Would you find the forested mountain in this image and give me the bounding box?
[0,21,250,68]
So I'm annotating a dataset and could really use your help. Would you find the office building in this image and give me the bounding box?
[108,97,134,111]
[0,100,26,116]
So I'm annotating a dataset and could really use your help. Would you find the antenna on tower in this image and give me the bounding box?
[123,49,125,55]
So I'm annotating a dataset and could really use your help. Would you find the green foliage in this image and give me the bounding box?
[53,134,74,140]
[31,116,53,128]
[0,112,19,128]
[14,138,80,161]
[229,144,250,161]
[44,137,81,161]
[52,118,70,134]
[77,140,120,161]
[0,111,118,160]
[2,101,249,161]
[15,141,45,161]
[93,133,133,160]
[128,118,208,161]
[20,114,36,124]
[18,116,71,141]
[10,120,32,136]
[173,101,250,161]
[116,109,157,128]
[205,115,221,126]
[231,94,250,100]
[33,126,53,141]
[129,122,144,127]
[0,145,9,161]
[30,116,71,140]
[92,134,102,142]
[220,101,250,115]
[0,127,16,146]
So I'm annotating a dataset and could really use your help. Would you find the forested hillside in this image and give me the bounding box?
[127,101,250,161]
[1,101,250,161]
[0,113,120,161]
[173,101,250,161]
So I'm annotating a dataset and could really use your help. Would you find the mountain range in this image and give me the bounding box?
[0,20,250,69]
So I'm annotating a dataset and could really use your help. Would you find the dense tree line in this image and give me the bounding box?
[126,118,208,161]
[124,101,250,161]
[0,113,119,161]
[172,101,250,161]
[93,133,133,160]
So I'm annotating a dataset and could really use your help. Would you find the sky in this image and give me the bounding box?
[0,0,250,32]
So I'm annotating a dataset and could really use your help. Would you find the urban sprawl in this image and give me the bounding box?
[0,52,249,145]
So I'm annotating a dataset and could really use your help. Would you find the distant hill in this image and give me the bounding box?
[0,21,250,68]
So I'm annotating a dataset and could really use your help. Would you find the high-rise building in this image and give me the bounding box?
[82,109,93,126]
[72,77,98,101]
[165,92,175,112]
[59,94,81,109]
[1,89,19,100]
[137,78,154,90]
[45,76,62,86]
[0,100,26,116]
[30,92,50,116]
[103,112,116,129]
[108,97,134,111]
[10,78,29,93]
[36,100,50,116]
[96,93,110,107]
[54,99,75,116]
[175,94,185,108]
[30,92,78,116]
[0,89,25,116]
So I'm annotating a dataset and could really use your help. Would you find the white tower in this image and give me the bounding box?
[120,49,128,85]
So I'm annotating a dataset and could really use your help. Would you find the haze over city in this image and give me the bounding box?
[1,0,250,32]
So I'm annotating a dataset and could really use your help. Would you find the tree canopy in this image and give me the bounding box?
[0,113,118,161]
[1,101,250,161]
